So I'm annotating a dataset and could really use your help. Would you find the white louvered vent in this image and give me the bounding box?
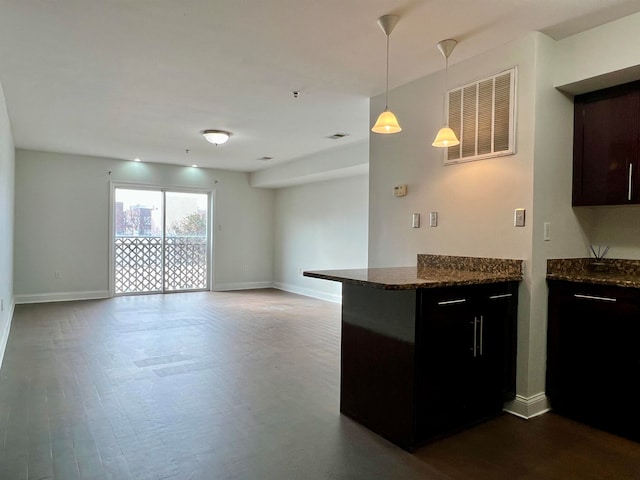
[444,67,516,165]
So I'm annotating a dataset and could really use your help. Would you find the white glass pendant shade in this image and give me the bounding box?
[432,126,459,147]
[372,109,402,134]
[203,130,231,145]
[432,38,459,148]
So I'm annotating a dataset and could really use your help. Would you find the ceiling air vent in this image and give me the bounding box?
[326,133,350,140]
[444,67,516,165]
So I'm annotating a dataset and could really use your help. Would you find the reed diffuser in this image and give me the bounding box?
[589,245,610,272]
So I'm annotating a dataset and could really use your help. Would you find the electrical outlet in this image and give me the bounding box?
[54,271,62,280]
[514,208,525,227]
[1,299,3,312]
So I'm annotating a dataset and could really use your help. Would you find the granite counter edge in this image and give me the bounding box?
[304,270,523,290]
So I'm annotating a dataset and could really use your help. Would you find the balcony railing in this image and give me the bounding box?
[115,236,208,294]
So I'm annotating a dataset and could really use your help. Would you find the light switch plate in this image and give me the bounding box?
[514,208,525,227]
[412,213,420,228]
[429,211,438,227]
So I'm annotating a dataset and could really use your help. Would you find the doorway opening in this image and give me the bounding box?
[113,187,211,295]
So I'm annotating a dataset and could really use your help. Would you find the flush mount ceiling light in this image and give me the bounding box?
[371,15,402,135]
[432,39,460,148]
[202,129,231,145]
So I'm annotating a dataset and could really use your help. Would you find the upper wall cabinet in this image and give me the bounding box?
[573,81,640,206]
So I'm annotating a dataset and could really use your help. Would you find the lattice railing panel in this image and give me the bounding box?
[115,236,207,294]
[164,237,208,291]
[115,237,163,293]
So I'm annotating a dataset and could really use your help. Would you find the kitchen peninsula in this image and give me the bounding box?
[304,255,523,452]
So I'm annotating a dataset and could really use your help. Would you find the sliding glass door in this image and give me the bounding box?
[113,187,210,295]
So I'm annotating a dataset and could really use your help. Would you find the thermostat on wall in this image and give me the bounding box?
[393,184,407,197]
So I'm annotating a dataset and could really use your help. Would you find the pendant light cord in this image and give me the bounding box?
[385,34,390,110]
[443,55,448,125]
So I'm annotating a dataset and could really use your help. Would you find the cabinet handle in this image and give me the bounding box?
[574,294,617,302]
[489,293,512,300]
[470,318,477,357]
[479,315,484,356]
[629,163,633,201]
[438,298,466,306]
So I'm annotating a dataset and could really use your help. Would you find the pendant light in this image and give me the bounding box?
[371,15,401,134]
[432,39,460,148]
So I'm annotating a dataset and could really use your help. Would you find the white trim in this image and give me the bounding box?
[0,298,15,369]
[273,282,342,303]
[503,392,550,419]
[15,290,110,304]
[108,180,115,297]
[212,281,274,291]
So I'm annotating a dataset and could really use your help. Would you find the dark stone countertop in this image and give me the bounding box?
[547,258,640,289]
[304,255,523,290]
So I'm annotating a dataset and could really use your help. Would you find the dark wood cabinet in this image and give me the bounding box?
[340,281,518,451]
[573,81,640,206]
[417,283,518,441]
[546,280,640,441]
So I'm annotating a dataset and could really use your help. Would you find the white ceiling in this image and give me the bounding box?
[1,0,640,172]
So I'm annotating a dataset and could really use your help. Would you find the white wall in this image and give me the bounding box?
[250,141,368,188]
[369,34,542,410]
[368,35,536,268]
[273,174,368,302]
[554,12,640,260]
[0,80,15,366]
[526,33,592,404]
[368,14,640,417]
[367,32,598,416]
[555,12,640,92]
[14,150,275,302]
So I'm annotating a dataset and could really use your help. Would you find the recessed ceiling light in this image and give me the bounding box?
[133,157,141,162]
[202,130,231,145]
[191,164,198,168]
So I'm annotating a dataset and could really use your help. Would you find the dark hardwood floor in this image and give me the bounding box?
[0,289,639,479]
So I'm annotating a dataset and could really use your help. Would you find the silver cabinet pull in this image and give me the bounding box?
[479,315,484,356]
[629,163,633,201]
[574,294,617,302]
[438,298,466,305]
[489,293,513,300]
[470,318,477,357]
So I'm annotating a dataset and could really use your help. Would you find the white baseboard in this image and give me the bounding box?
[0,297,15,370]
[15,290,110,304]
[213,281,274,291]
[273,282,342,303]
[504,392,550,419]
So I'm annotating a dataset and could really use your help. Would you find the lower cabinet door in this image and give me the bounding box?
[418,295,476,439]
[547,281,640,441]
[417,284,517,442]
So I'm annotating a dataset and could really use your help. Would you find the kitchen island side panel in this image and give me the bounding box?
[340,283,418,450]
